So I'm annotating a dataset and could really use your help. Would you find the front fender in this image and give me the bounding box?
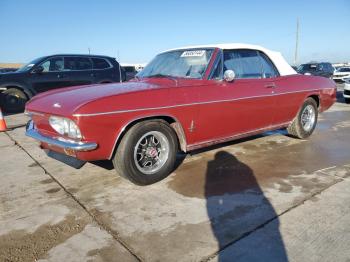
[73,112,188,161]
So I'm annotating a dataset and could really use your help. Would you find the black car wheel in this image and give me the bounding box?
[113,120,178,185]
[1,88,28,113]
[345,98,350,104]
[287,98,318,139]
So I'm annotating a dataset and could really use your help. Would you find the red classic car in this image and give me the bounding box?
[25,44,337,185]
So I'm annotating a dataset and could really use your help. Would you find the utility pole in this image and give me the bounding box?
[88,48,91,55]
[294,18,299,66]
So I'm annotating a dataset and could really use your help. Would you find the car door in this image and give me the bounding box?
[194,49,278,143]
[63,56,93,86]
[30,56,69,93]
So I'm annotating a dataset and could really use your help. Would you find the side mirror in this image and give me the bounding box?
[224,70,235,82]
[32,65,44,74]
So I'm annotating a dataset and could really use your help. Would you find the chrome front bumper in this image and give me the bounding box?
[25,120,98,152]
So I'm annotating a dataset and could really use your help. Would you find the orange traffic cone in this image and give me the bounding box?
[0,108,7,132]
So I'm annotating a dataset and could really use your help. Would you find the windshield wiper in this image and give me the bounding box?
[146,73,176,78]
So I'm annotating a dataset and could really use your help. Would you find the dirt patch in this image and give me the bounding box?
[0,215,87,262]
[0,63,22,68]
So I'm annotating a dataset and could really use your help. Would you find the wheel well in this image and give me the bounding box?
[3,85,32,99]
[308,95,320,108]
[110,116,187,159]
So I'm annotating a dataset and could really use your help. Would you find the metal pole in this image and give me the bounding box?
[294,18,299,66]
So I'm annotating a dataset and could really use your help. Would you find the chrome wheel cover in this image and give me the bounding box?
[301,105,316,132]
[133,131,170,175]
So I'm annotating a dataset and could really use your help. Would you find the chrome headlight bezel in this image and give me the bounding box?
[49,116,82,139]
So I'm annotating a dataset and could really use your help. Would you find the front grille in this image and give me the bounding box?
[344,90,350,96]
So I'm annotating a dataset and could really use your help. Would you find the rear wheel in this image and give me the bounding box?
[113,120,178,185]
[1,88,28,113]
[345,98,350,104]
[287,98,318,139]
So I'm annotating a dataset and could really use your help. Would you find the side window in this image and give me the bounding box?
[76,57,92,70]
[40,57,64,72]
[317,64,324,71]
[258,52,279,78]
[64,57,92,71]
[92,58,111,69]
[223,49,263,79]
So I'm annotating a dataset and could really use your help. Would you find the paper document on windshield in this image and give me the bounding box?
[181,50,205,57]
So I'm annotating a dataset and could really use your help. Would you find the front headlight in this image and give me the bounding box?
[49,116,82,139]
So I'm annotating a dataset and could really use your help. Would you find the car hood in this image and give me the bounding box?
[26,79,175,116]
[0,71,25,80]
[334,72,350,75]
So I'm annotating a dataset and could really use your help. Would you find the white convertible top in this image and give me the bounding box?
[163,43,297,76]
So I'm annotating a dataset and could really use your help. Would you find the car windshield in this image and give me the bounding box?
[137,49,214,79]
[16,57,45,72]
[298,64,317,72]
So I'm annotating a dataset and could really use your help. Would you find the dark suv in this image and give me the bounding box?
[297,62,334,78]
[0,54,125,112]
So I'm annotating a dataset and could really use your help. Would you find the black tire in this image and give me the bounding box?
[1,88,28,113]
[287,98,318,139]
[345,98,350,104]
[113,120,178,185]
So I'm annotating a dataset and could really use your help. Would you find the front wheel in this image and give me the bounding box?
[345,98,350,104]
[1,88,28,113]
[113,120,178,185]
[287,98,318,139]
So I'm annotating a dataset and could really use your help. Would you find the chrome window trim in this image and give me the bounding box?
[73,88,321,117]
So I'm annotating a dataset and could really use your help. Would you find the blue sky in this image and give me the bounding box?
[1,0,349,64]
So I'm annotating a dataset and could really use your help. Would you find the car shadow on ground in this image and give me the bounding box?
[205,151,288,261]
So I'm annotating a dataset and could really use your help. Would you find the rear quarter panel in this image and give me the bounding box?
[273,74,336,124]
